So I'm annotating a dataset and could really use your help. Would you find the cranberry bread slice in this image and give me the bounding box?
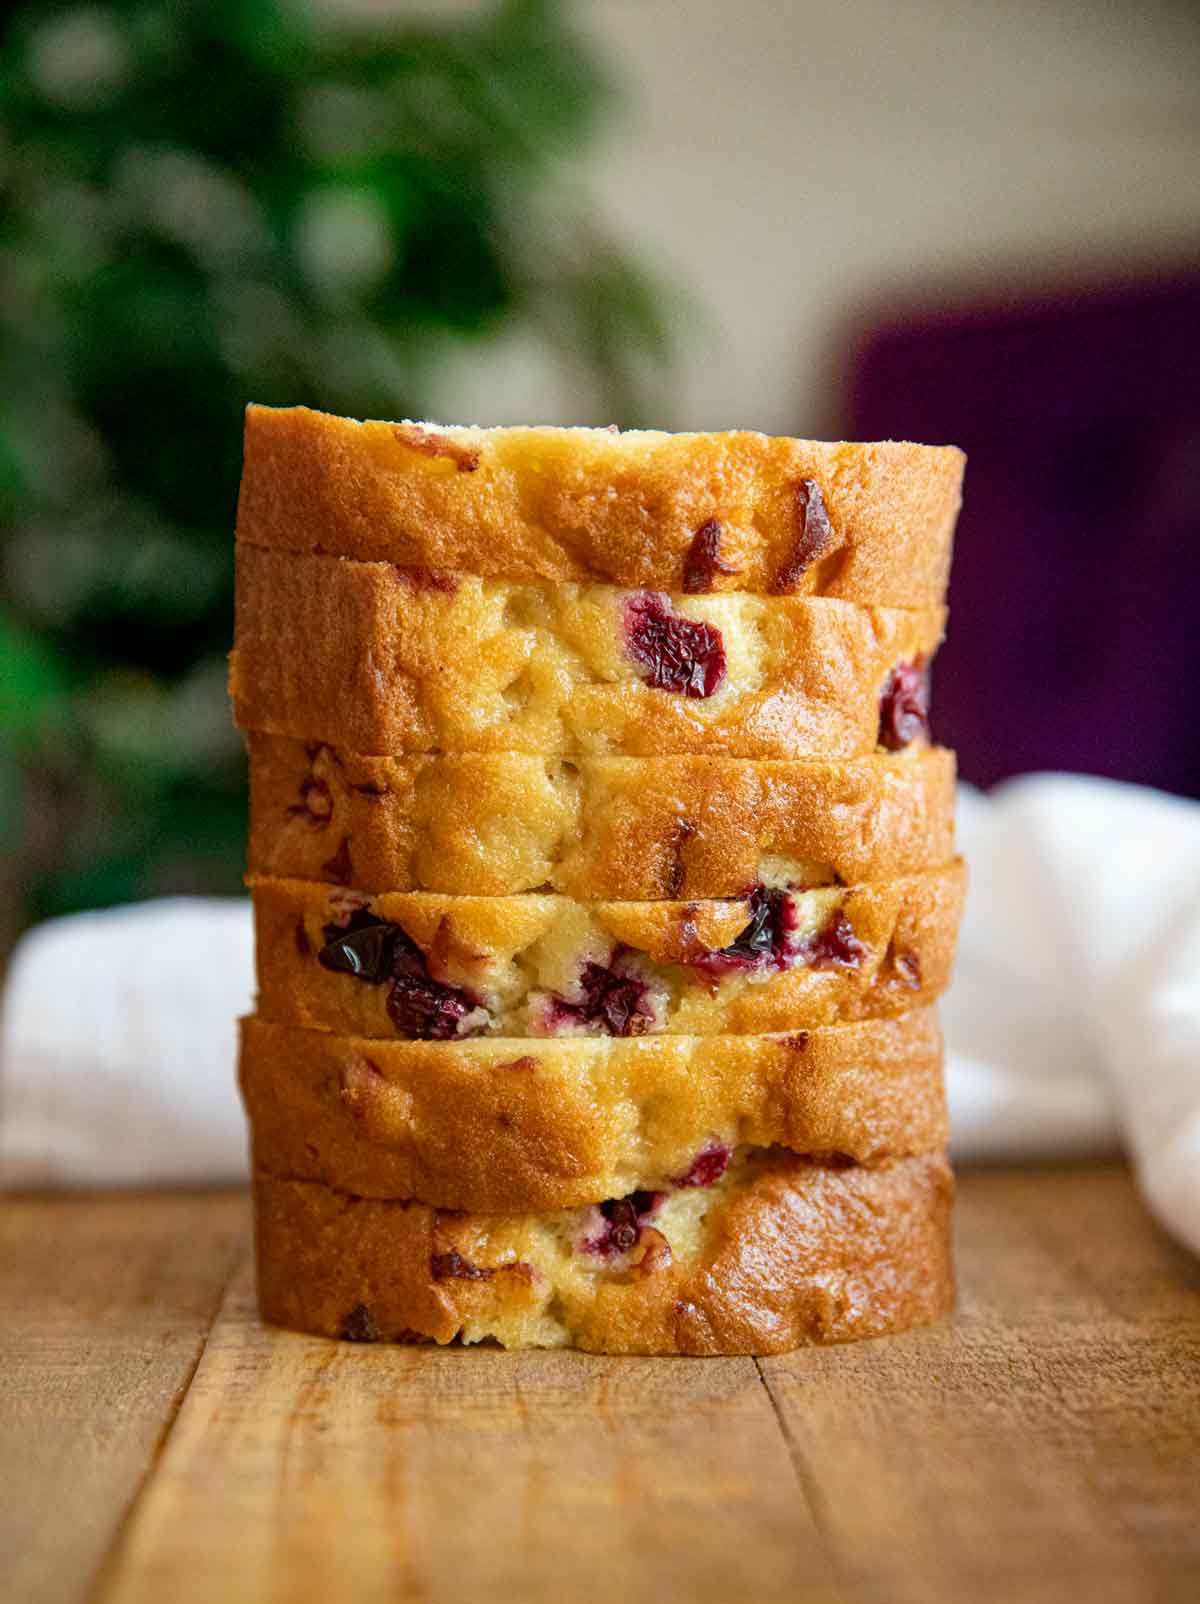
[237,405,962,606]
[232,544,943,760]
[252,1148,955,1353]
[251,866,964,1040]
[248,737,956,900]
[240,1011,946,1212]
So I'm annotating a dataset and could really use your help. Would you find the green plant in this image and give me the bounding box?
[0,0,673,934]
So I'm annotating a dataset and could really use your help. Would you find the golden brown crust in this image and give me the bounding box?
[232,543,944,759]
[250,866,965,1039]
[247,736,957,899]
[252,1150,955,1353]
[236,406,962,604]
[240,1010,947,1210]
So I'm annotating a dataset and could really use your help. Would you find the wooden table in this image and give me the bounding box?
[3,1164,1198,1604]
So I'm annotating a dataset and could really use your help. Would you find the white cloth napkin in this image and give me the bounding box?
[3,775,1198,1252]
[947,775,1200,1253]
[0,899,253,1189]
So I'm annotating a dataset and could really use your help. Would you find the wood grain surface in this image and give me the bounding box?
[0,1193,244,1604]
[1,1165,1197,1604]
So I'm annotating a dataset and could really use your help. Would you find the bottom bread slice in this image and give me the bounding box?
[255,1148,954,1355]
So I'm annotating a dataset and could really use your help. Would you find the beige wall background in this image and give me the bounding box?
[428,0,1200,434]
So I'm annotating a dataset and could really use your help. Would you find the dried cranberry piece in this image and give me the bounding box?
[600,1198,640,1254]
[682,519,737,593]
[340,1303,379,1342]
[673,1143,732,1188]
[774,478,834,590]
[393,564,458,594]
[586,967,652,1036]
[582,1191,664,1258]
[431,1249,494,1281]
[387,975,477,1040]
[547,956,654,1037]
[317,909,484,1041]
[690,886,798,977]
[624,592,726,699]
[800,912,866,971]
[318,910,399,982]
[667,818,696,897]
[878,661,930,750]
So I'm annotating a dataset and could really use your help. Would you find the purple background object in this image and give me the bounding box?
[847,271,1200,799]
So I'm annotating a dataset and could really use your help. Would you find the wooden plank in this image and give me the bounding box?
[96,1255,844,1604]
[759,1163,1200,1604]
[0,1191,245,1604]
[6,1166,1198,1604]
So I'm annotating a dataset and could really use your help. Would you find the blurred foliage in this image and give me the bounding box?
[0,0,673,934]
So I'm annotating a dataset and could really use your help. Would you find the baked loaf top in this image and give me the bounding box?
[233,544,943,760]
[248,736,957,900]
[237,406,963,604]
[253,1148,955,1353]
[241,1011,946,1211]
[251,865,964,1040]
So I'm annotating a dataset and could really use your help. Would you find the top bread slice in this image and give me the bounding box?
[237,406,963,605]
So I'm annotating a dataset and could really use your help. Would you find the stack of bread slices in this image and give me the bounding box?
[231,406,966,1355]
